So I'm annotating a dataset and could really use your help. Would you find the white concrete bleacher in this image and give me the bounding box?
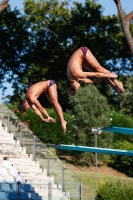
[0,118,70,200]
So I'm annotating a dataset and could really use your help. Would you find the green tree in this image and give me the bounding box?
[67,85,112,146]
[0,5,31,101]
[66,85,113,165]
[119,75,133,116]
[96,181,133,200]
[69,0,133,110]
[1,0,132,115]
[8,103,73,144]
[108,140,133,177]
[110,111,133,145]
[9,0,132,110]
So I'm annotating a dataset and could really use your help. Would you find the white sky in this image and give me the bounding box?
[0,0,133,101]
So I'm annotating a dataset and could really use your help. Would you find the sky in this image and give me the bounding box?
[9,0,133,15]
[0,0,133,101]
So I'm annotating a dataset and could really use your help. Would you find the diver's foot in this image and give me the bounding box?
[115,82,124,95]
[117,82,124,93]
[61,121,67,132]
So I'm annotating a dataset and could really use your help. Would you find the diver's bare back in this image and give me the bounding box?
[67,48,84,81]
[25,81,48,99]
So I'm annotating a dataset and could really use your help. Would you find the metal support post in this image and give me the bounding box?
[79,182,82,200]
[62,164,65,192]
[7,110,10,133]
[19,123,22,146]
[47,150,50,176]
[33,135,36,160]
[17,181,21,200]
[48,181,52,200]
[95,134,98,173]
[92,127,102,173]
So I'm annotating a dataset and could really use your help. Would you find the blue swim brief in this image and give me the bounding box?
[48,80,56,88]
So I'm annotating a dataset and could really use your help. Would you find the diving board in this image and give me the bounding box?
[53,144,133,156]
[101,126,133,134]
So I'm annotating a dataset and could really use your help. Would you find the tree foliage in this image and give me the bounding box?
[0,0,132,114]
[110,111,133,146]
[108,140,133,177]
[96,181,133,200]
[65,85,114,165]
[0,0,133,168]
[67,85,112,145]
[0,5,31,100]
[8,103,73,144]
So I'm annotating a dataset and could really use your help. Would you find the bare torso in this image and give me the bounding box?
[67,48,85,81]
[25,81,49,100]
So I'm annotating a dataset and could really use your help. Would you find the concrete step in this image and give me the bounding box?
[0,150,27,155]
[8,160,38,165]
[0,140,16,145]
[26,176,54,183]
[0,141,21,147]
[0,134,14,139]
[7,157,33,162]
[0,145,23,150]
[0,154,31,159]
[13,167,43,173]
[19,171,47,177]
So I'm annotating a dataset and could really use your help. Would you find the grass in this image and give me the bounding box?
[74,170,133,200]
[62,161,133,200]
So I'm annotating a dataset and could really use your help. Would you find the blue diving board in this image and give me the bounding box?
[53,144,133,156]
[101,126,133,134]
